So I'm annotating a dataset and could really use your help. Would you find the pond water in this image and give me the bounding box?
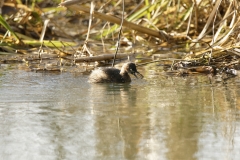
[1,63,240,160]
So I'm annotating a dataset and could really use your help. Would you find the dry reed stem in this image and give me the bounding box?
[60,1,167,40]
[192,0,222,42]
[73,53,129,63]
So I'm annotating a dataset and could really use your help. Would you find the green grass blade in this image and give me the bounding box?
[0,15,21,42]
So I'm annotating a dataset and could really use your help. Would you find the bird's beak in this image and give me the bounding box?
[132,71,144,79]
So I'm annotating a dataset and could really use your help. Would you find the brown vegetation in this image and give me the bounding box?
[0,0,240,78]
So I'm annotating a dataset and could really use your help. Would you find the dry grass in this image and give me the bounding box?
[1,0,240,75]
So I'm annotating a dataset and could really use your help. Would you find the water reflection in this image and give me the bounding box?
[1,64,240,160]
[89,83,146,159]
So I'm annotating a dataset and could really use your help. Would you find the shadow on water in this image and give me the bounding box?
[1,64,240,160]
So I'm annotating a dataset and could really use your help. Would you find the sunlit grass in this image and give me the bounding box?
[0,15,21,43]
[1,0,240,62]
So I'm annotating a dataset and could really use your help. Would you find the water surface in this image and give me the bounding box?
[1,64,240,160]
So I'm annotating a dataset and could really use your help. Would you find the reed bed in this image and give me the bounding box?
[0,0,240,78]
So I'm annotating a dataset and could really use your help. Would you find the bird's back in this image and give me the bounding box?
[88,67,131,83]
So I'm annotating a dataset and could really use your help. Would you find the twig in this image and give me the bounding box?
[112,0,125,67]
[39,19,50,42]
[81,1,94,56]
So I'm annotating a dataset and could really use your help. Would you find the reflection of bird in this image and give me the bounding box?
[89,63,143,83]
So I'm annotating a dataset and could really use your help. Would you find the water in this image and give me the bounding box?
[1,64,240,160]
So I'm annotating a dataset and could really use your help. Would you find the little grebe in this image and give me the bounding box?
[88,62,143,83]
